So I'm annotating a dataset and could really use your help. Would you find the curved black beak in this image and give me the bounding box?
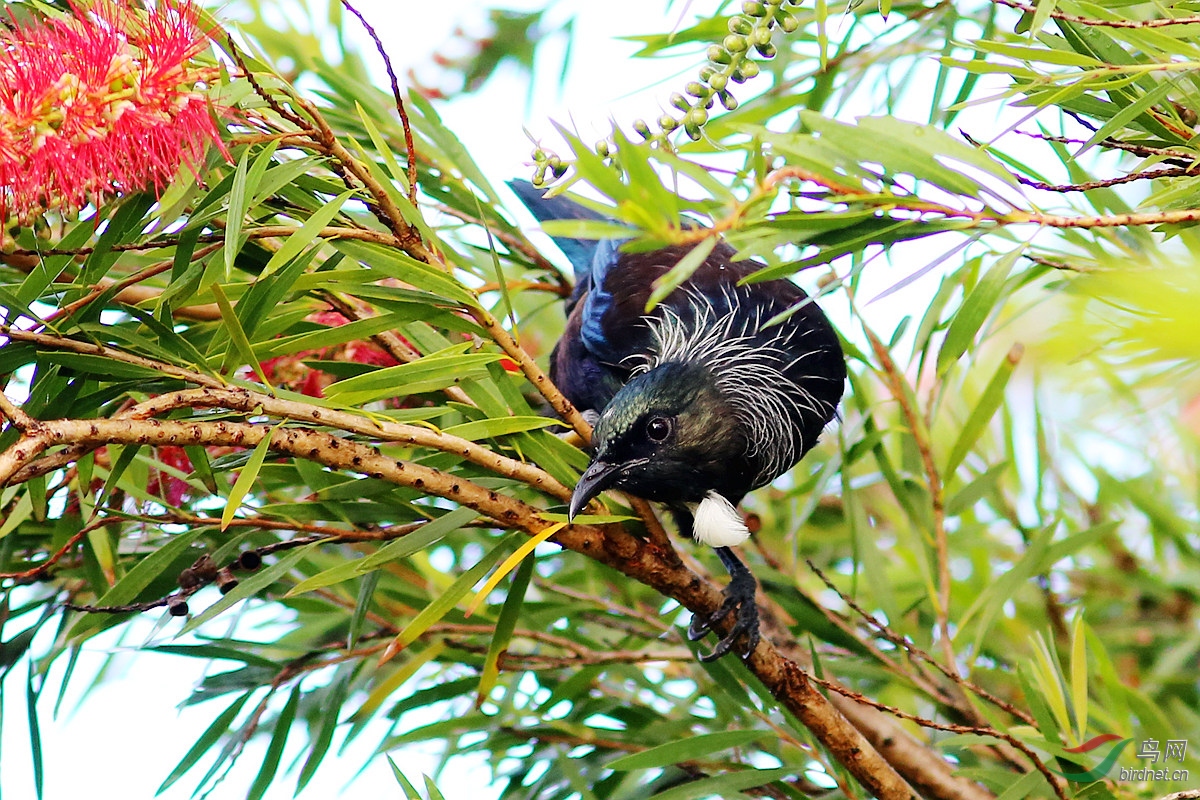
[568,460,622,521]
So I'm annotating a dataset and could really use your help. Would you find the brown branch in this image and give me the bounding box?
[119,387,571,501]
[340,0,418,203]
[0,409,921,800]
[0,391,35,430]
[990,0,1200,28]
[810,675,1067,800]
[1021,131,1198,164]
[1015,167,1193,193]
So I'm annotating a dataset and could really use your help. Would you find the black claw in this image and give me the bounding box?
[688,547,761,661]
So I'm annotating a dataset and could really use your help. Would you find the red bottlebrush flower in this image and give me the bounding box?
[0,0,227,223]
[151,445,193,507]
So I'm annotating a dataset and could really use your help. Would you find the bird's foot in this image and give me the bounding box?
[686,571,761,662]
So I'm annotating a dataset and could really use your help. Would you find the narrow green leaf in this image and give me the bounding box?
[937,247,1023,376]
[332,240,478,308]
[423,774,448,800]
[390,532,520,652]
[247,684,300,800]
[1081,81,1173,153]
[387,757,423,800]
[608,730,768,770]
[646,237,718,311]
[26,670,43,800]
[260,189,355,277]
[288,507,476,595]
[157,692,251,793]
[1028,0,1058,37]
[323,348,503,406]
[1070,612,1088,740]
[441,416,564,440]
[476,555,534,706]
[945,343,1023,475]
[348,571,379,650]
[650,767,791,800]
[993,770,1043,800]
[225,149,251,279]
[211,282,272,386]
[220,423,278,530]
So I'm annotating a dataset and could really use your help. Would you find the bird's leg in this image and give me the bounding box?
[687,546,761,662]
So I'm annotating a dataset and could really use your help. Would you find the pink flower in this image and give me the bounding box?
[0,0,227,223]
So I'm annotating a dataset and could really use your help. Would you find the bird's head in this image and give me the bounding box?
[568,361,745,519]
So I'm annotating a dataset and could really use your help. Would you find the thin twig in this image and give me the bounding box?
[990,0,1200,28]
[1015,167,1193,193]
[340,0,419,203]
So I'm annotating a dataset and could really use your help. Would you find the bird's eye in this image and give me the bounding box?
[645,416,673,443]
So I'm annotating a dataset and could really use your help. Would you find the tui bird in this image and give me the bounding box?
[511,179,846,661]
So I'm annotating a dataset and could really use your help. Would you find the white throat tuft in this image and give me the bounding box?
[689,492,751,547]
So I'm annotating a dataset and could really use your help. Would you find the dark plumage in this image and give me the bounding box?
[511,179,846,660]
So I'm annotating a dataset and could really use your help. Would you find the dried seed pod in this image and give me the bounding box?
[167,597,190,617]
[215,568,239,595]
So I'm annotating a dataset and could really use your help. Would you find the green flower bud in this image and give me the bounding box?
[723,34,749,52]
[659,114,680,131]
[689,106,709,125]
[728,16,753,35]
[719,90,738,110]
[670,92,691,111]
[633,118,652,138]
[532,148,547,162]
[754,41,777,58]
[699,65,717,81]
[551,160,568,179]
[743,1,767,16]
[595,139,610,157]
[739,59,761,79]
[686,81,709,97]
[684,119,702,141]
[707,45,732,64]
[533,164,547,186]
[778,10,799,32]
[753,26,773,46]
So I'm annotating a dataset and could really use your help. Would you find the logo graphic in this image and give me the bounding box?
[1049,734,1133,782]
